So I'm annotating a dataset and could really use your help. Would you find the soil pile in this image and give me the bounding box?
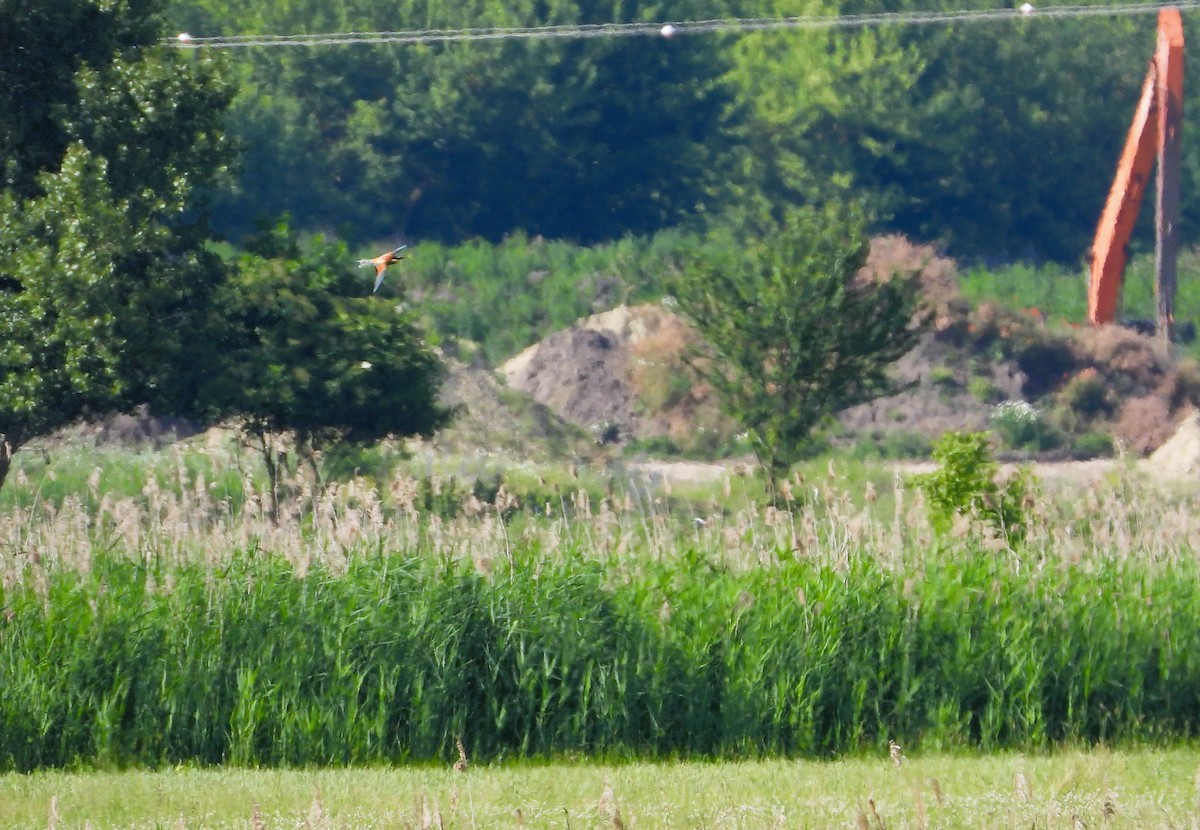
[1147,412,1200,477]
[500,304,725,449]
[501,313,637,443]
[411,352,595,462]
[496,234,1200,459]
[499,236,1006,452]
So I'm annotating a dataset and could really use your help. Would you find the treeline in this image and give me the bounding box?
[2,548,1197,769]
[165,0,1190,263]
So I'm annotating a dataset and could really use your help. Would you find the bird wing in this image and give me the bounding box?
[366,243,408,293]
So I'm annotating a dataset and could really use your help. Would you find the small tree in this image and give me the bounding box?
[209,226,453,517]
[671,204,926,494]
[912,431,1030,545]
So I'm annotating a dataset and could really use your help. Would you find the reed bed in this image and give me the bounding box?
[2,438,1200,770]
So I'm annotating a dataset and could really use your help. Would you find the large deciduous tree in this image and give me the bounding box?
[877,5,1151,262]
[722,4,926,233]
[0,0,235,491]
[671,203,925,493]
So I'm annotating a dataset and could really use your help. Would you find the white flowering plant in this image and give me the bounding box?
[991,400,1058,451]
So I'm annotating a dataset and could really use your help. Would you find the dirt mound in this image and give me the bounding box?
[836,331,1027,439]
[1075,325,1174,397]
[1072,325,1200,454]
[1147,411,1200,477]
[861,234,959,300]
[411,354,594,462]
[498,237,1019,454]
[501,322,636,442]
[501,304,727,450]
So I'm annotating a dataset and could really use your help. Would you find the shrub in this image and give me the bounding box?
[1159,357,1200,410]
[1077,326,1169,397]
[1071,431,1114,459]
[1006,332,1076,396]
[912,431,1030,544]
[930,366,958,390]
[1059,367,1111,418]
[625,435,684,457]
[670,202,925,495]
[1114,395,1176,455]
[320,442,406,484]
[991,401,1063,452]
[968,375,1003,404]
[848,430,932,460]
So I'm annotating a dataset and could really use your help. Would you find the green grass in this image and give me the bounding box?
[398,230,707,366]
[0,437,251,514]
[956,261,1087,326]
[4,536,1200,769]
[5,435,1200,770]
[3,748,1199,828]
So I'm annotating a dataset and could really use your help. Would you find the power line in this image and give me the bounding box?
[165,1,1200,49]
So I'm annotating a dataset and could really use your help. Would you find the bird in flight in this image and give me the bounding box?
[357,244,408,293]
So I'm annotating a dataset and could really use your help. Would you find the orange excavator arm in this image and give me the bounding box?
[1088,9,1184,328]
[1087,66,1158,326]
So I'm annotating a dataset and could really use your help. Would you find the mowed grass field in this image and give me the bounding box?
[4,748,1200,829]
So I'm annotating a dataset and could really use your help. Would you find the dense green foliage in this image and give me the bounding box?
[841,2,1153,262]
[159,0,1200,263]
[0,0,235,491]
[0,2,457,500]
[958,250,1200,351]
[912,431,1031,543]
[1,545,1198,770]
[392,230,710,364]
[730,4,1168,261]
[672,205,924,487]
[166,0,736,245]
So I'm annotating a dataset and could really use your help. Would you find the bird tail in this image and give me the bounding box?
[391,244,409,258]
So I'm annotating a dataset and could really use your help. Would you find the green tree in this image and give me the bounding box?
[911,430,1030,544]
[209,226,453,516]
[723,0,1167,262]
[877,5,1152,262]
[167,0,737,245]
[671,203,925,492]
[0,0,234,492]
[722,0,926,231]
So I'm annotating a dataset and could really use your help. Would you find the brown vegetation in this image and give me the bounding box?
[1114,395,1176,455]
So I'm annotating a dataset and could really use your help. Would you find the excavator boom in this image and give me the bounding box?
[1087,68,1158,326]
[1088,9,1184,330]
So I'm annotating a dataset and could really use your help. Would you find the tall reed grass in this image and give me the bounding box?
[2,439,1199,770]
